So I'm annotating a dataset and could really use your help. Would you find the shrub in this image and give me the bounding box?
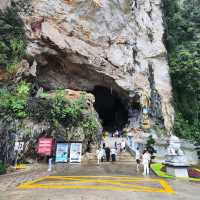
[145,135,156,157]
[174,113,200,144]
[82,114,100,137]
[0,161,6,175]
[0,5,26,71]
[0,81,30,119]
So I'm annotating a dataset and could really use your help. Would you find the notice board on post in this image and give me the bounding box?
[70,143,82,163]
[14,141,24,151]
[55,143,69,162]
[37,138,53,156]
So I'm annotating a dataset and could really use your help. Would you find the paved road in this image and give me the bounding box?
[0,162,200,200]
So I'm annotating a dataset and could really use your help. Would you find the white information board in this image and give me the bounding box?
[70,143,82,163]
[55,143,69,163]
[14,142,24,151]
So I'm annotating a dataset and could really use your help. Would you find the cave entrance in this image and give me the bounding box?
[91,86,128,132]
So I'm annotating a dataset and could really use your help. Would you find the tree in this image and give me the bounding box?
[164,0,200,143]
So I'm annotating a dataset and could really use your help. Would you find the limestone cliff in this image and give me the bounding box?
[2,0,175,133]
[0,0,11,10]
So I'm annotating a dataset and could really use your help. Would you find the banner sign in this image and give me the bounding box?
[37,138,53,156]
[70,143,82,163]
[55,143,69,162]
[14,141,24,151]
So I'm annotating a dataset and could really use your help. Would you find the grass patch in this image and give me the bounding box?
[151,163,174,178]
[151,163,200,182]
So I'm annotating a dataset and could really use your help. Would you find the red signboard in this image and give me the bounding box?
[37,138,53,156]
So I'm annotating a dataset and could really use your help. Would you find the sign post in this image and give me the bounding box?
[37,138,53,156]
[14,141,24,168]
[37,138,53,171]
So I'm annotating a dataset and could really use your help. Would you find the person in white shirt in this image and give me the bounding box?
[114,130,119,137]
[135,147,141,172]
[121,139,126,152]
[111,147,117,162]
[117,143,121,153]
[96,148,101,165]
[96,148,105,165]
[142,150,151,175]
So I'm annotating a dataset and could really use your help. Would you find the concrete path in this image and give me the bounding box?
[0,161,200,200]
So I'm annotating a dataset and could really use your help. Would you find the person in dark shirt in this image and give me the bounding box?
[105,147,111,162]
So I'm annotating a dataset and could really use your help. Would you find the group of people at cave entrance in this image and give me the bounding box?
[96,140,126,165]
[102,129,124,138]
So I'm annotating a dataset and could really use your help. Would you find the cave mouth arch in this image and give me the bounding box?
[90,86,129,132]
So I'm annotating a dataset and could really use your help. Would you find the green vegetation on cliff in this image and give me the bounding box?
[0,82,100,140]
[164,0,200,143]
[0,81,30,118]
[0,5,26,72]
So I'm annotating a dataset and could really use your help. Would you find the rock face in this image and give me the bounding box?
[0,118,50,164]
[0,89,101,164]
[17,0,174,133]
[0,0,10,10]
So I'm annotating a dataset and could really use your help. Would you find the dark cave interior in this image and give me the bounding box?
[90,86,129,132]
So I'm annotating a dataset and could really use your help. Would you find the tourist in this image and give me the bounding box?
[101,147,106,162]
[135,147,141,172]
[142,150,151,175]
[114,141,117,150]
[96,148,101,165]
[105,146,111,162]
[114,130,119,137]
[121,139,126,152]
[117,142,121,153]
[111,147,117,162]
[96,147,105,165]
[109,131,112,138]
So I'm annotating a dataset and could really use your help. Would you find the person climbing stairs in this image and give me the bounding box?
[82,137,136,165]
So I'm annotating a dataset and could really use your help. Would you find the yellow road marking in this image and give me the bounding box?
[37,179,162,191]
[20,184,167,193]
[17,176,174,193]
[159,179,174,193]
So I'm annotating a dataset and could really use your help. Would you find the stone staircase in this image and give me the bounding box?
[82,137,136,165]
[117,151,135,163]
[81,150,135,165]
